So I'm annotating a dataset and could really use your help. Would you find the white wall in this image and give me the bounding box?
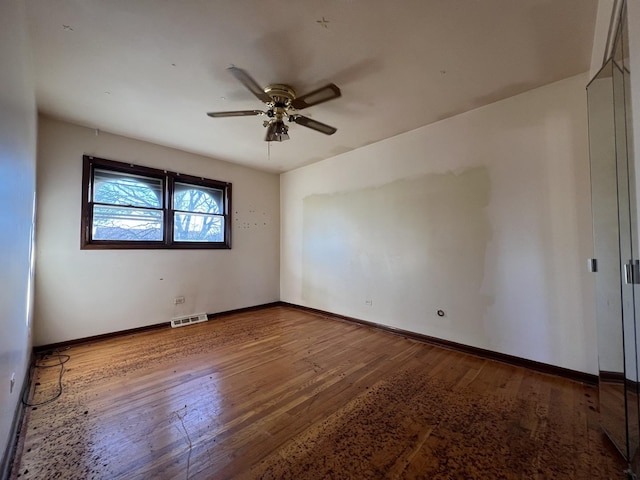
[34,117,280,346]
[281,74,596,374]
[0,0,37,469]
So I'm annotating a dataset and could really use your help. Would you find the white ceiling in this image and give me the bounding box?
[25,0,598,173]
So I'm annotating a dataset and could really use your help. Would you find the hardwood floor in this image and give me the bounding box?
[10,306,626,479]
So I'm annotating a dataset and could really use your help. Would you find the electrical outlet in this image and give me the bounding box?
[365,299,373,306]
[174,296,185,305]
[10,373,15,394]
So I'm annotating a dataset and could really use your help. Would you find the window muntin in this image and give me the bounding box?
[81,156,231,249]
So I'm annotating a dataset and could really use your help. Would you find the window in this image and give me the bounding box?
[81,156,231,249]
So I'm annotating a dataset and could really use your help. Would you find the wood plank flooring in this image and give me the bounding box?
[10,306,626,479]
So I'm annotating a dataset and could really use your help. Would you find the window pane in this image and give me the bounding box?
[93,205,163,241]
[174,183,222,214]
[94,169,163,208]
[174,213,223,242]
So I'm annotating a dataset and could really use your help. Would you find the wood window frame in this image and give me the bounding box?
[81,155,232,250]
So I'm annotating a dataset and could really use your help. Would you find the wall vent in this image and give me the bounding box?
[170,313,208,328]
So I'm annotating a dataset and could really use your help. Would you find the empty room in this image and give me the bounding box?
[3,0,640,478]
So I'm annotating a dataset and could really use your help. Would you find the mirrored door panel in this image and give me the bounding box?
[618,4,640,468]
[614,43,638,465]
[588,57,628,456]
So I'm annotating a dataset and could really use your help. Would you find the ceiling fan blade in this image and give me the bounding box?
[291,115,337,135]
[207,110,264,118]
[290,83,341,110]
[227,67,272,103]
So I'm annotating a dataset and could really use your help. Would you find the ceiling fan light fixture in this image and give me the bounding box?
[265,121,289,142]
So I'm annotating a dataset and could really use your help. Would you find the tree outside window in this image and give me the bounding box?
[173,183,224,242]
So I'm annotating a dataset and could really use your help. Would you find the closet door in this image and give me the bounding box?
[588,57,628,457]
[617,5,640,469]
[587,2,639,462]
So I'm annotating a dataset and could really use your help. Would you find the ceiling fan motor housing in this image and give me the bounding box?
[264,84,296,106]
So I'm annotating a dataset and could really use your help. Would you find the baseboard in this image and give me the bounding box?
[600,370,626,384]
[1,351,34,480]
[34,321,172,352]
[35,301,282,352]
[207,301,282,320]
[281,302,598,386]
[600,371,640,395]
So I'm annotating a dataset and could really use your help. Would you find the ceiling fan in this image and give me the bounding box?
[207,66,341,142]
